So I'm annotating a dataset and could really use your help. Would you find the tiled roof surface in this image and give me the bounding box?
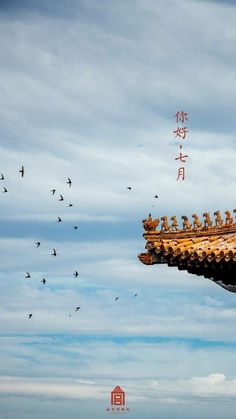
[138,210,236,292]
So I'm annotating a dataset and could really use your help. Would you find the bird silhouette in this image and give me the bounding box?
[28,314,32,319]
[59,194,64,201]
[115,297,119,301]
[74,271,79,278]
[51,189,56,195]
[19,165,24,177]
[3,187,7,193]
[57,217,62,222]
[127,187,131,190]
[133,293,138,298]
[67,178,72,187]
[25,272,31,279]
[0,174,4,180]
[68,203,73,207]
[52,248,57,256]
[41,278,46,285]
[73,226,78,230]
[75,307,80,311]
[36,242,41,248]
[154,195,159,198]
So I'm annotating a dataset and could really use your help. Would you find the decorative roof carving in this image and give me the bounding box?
[192,213,202,229]
[170,215,178,231]
[214,210,223,226]
[142,208,236,236]
[138,252,153,265]
[139,207,236,292]
[161,216,170,232]
[225,210,234,225]
[203,212,213,228]
[142,214,160,231]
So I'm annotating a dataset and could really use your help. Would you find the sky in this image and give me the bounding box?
[0,0,236,418]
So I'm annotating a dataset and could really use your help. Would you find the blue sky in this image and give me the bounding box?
[1,0,236,418]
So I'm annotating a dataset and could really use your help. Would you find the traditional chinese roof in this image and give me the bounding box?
[138,209,236,293]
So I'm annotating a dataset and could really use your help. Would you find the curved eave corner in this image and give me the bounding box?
[138,209,236,293]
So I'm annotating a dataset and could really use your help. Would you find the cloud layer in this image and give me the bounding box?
[1,0,236,418]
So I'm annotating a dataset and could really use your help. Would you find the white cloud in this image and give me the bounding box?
[1,372,236,402]
[191,373,236,396]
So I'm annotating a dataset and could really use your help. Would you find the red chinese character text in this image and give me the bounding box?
[175,145,189,163]
[173,127,188,139]
[176,167,185,181]
[175,111,188,124]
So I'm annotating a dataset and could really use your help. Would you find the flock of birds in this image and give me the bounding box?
[1,167,81,319]
[1,167,159,320]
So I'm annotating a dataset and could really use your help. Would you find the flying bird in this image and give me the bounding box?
[74,271,79,278]
[126,187,132,190]
[67,178,72,187]
[51,248,57,256]
[25,272,31,279]
[3,187,7,193]
[68,203,73,207]
[0,174,4,180]
[19,165,24,177]
[57,217,62,222]
[51,189,56,195]
[154,195,159,198]
[28,314,33,319]
[59,194,64,201]
[115,297,119,301]
[133,293,138,298]
[73,226,78,230]
[75,307,80,311]
[41,278,46,285]
[36,242,41,248]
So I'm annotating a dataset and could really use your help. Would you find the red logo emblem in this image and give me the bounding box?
[106,386,130,413]
[111,386,125,406]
